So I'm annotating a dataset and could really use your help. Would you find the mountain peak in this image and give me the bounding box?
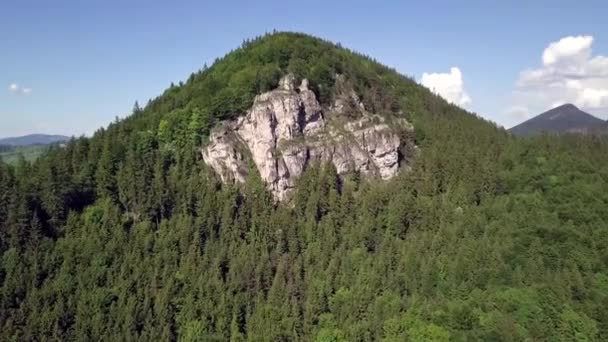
[509,104,604,136]
[554,103,578,110]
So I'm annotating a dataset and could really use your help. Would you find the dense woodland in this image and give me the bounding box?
[1,32,608,341]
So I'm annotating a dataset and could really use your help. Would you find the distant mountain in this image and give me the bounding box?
[599,119,608,133]
[0,134,70,146]
[509,104,605,136]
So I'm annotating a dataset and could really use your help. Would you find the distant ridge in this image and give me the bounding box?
[509,104,604,136]
[0,134,70,146]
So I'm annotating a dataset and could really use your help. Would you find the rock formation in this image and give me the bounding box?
[202,74,414,201]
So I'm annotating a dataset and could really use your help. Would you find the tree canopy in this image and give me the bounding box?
[1,32,607,341]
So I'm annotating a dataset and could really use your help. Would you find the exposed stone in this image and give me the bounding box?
[331,74,366,114]
[201,124,249,184]
[202,74,414,201]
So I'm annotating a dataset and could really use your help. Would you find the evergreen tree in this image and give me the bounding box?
[1,32,608,341]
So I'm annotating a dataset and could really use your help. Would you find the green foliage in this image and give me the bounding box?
[113,31,448,144]
[1,32,608,341]
[0,144,50,164]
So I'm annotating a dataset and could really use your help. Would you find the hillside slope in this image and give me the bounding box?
[0,145,51,164]
[0,134,69,146]
[510,104,604,136]
[1,33,607,341]
[0,134,70,164]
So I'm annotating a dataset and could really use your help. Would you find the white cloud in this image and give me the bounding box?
[505,106,530,120]
[512,35,608,118]
[421,67,472,107]
[577,88,608,108]
[542,35,593,66]
[7,83,32,95]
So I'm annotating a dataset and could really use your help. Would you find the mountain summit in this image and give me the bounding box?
[509,104,604,136]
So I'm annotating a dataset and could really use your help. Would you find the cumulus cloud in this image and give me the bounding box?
[513,35,608,118]
[421,67,472,106]
[8,83,32,95]
[542,35,593,66]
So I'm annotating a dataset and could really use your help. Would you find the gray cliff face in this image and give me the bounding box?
[202,74,414,201]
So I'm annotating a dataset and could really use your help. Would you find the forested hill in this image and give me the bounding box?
[0,134,69,146]
[118,32,500,144]
[1,32,608,341]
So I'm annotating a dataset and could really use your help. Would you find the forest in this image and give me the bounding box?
[0,145,50,165]
[1,32,607,341]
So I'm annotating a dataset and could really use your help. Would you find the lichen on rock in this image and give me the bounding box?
[202,74,415,201]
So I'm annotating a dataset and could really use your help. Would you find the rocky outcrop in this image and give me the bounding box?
[201,126,248,184]
[202,74,414,201]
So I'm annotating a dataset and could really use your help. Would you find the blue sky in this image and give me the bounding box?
[1,0,607,138]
